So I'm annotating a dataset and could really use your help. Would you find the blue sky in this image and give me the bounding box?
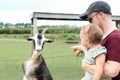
[0,0,119,26]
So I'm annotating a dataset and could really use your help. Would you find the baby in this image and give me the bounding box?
[72,23,111,80]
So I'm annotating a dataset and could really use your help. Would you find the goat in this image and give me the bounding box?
[22,28,53,80]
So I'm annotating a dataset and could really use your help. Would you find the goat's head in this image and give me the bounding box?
[27,28,53,54]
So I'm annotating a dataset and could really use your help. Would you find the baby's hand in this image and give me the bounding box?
[81,77,86,80]
[71,45,84,56]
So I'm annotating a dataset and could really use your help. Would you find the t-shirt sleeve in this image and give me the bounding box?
[92,46,107,59]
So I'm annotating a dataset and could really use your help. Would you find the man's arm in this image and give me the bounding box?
[82,60,120,78]
[103,61,120,77]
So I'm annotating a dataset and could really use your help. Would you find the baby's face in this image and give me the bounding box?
[80,30,89,48]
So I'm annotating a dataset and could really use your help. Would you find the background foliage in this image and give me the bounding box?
[0,27,81,34]
[0,25,82,41]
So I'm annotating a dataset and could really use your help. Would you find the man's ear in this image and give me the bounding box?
[98,12,105,19]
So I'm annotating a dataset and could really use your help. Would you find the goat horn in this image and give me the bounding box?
[41,28,48,35]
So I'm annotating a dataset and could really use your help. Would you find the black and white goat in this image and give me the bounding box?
[22,28,53,80]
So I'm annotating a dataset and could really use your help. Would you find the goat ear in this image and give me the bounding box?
[27,37,34,41]
[45,39,54,43]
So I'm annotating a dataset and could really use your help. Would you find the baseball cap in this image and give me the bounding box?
[80,1,112,19]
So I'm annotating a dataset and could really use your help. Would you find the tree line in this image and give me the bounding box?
[0,22,31,28]
[0,22,82,34]
[0,22,82,29]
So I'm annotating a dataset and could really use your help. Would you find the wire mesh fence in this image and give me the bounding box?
[0,55,84,80]
[0,60,23,80]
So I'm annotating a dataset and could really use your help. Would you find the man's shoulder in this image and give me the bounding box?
[108,29,120,38]
[112,29,120,34]
[101,30,120,46]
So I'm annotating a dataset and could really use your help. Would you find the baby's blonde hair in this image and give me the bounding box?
[81,23,103,44]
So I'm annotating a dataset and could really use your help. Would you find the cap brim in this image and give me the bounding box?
[79,11,90,19]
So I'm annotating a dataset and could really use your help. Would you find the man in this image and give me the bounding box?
[72,1,120,80]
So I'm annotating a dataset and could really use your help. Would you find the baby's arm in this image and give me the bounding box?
[71,44,85,56]
[93,53,106,80]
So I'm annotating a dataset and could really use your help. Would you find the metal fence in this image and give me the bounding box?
[0,55,84,80]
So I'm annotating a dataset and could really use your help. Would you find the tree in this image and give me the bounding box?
[0,22,4,28]
[4,23,12,28]
[24,23,31,28]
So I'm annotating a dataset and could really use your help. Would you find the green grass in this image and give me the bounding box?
[0,34,30,39]
[0,38,84,80]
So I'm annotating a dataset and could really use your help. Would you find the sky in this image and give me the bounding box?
[0,0,120,26]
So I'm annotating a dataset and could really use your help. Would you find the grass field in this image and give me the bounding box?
[0,38,84,80]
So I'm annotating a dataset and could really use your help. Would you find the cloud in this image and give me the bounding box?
[0,0,120,25]
[0,10,33,23]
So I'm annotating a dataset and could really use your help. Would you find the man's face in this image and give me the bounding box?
[87,12,99,23]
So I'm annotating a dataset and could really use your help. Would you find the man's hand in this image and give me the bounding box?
[81,60,95,74]
[81,60,87,70]
[82,59,120,78]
